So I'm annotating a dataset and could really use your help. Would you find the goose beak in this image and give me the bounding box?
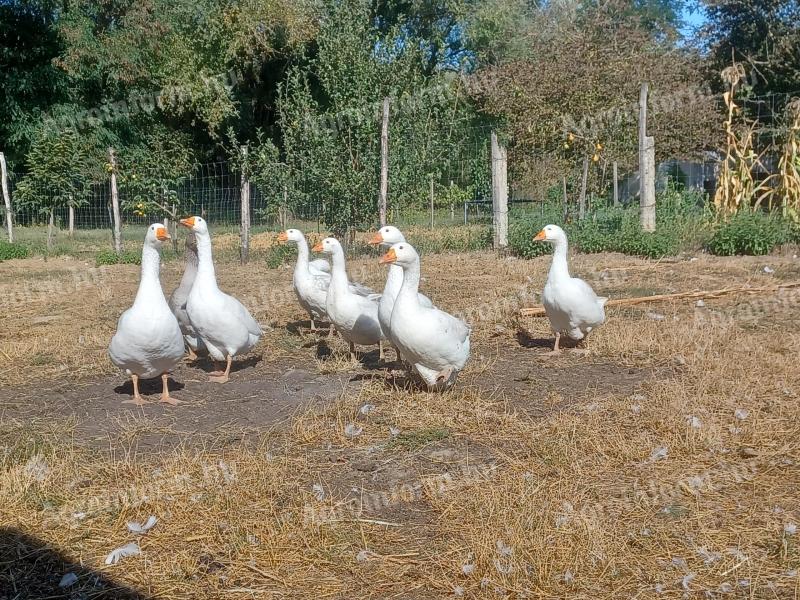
[533,229,547,242]
[277,231,289,243]
[311,242,323,252]
[180,217,196,228]
[155,226,170,241]
[379,248,397,264]
[368,232,383,245]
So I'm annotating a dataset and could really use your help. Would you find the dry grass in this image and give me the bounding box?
[1,245,800,598]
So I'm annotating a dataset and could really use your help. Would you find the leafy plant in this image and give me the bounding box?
[96,249,141,266]
[706,210,791,256]
[0,241,30,261]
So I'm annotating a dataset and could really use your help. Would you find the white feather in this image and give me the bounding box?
[105,542,141,565]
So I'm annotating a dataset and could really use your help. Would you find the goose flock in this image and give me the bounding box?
[108,218,606,403]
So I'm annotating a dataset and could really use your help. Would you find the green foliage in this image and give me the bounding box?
[14,127,102,217]
[277,0,487,235]
[706,210,792,256]
[264,243,296,269]
[508,187,708,259]
[119,129,196,220]
[96,249,142,266]
[0,241,30,261]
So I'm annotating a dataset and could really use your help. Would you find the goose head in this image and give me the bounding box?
[379,242,418,267]
[277,228,305,244]
[312,237,342,255]
[179,216,210,237]
[369,225,406,247]
[533,224,567,244]
[146,223,171,248]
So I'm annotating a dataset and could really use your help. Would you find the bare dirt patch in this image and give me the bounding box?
[1,248,799,599]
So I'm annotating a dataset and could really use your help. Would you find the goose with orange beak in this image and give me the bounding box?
[369,226,433,352]
[277,228,332,331]
[534,224,607,355]
[109,223,185,405]
[179,216,262,382]
[314,237,384,360]
[168,231,206,360]
[379,242,470,390]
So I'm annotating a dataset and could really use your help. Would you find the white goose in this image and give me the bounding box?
[278,229,330,331]
[168,232,205,359]
[179,216,262,382]
[380,242,470,389]
[313,237,384,360]
[108,223,185,405]
[534,224,607,354]
[368,226,434,344]
[279,229,379,333]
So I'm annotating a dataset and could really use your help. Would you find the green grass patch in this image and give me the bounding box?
[387,427,451,451]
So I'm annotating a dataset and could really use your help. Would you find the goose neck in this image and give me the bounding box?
[397,260,420,300]
[135,244,164,303]
[194,232,218,286]
[329,247,349,294]
[548,237,570,281]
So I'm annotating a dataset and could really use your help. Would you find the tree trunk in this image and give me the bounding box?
[379,97,389,226]
[0,152,13,242]
[47,208,55,253]
[240,147,251,264]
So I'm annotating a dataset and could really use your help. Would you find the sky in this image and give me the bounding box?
[680,4,708,37]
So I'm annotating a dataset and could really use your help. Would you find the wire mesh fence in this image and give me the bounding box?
[2,150,723,256]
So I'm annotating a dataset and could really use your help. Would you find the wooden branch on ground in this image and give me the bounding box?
[519,282,800,317]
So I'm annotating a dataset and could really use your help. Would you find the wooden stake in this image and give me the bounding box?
[429,176,435,230]
[578,156,589,220]
[491,131,508,249]
[520,283,800,317]
[379,97,389,227]
[0,152,12,242]
[639,82,656,232]
[240,146,251,265]
[109,148,121,254]
[613,161,619,207]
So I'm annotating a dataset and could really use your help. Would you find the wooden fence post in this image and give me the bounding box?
[429,176,435,229]
[578,156,589,220]
[379,97,389,227]
[0,152,12,242]
[240,146,251,265]
[490,132,508,250]
[639,83,656,232]
[108,148,122,254]
[613,161,619,207]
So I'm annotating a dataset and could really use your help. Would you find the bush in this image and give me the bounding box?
[264,243,296,269]
[96,249,141,266]
[706,211,791,256]
[509,205,684,259]
[0,241,30,261]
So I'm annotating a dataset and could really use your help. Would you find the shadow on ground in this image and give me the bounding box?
[0,527,150,599]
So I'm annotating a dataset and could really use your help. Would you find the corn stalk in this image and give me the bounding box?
[776,98,800,223]
[713,64,775,217]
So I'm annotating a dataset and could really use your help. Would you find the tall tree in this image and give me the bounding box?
[701,0,800,99]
